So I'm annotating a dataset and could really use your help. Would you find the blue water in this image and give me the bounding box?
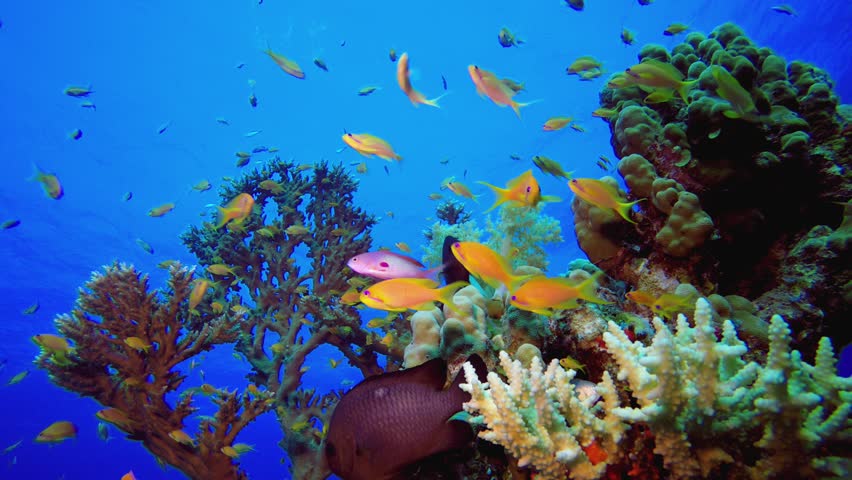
[0,1,849,479]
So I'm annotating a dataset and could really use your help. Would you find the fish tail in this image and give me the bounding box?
[577,271,612,305]
[29,163,44,182]
[478,182,509,212]
[616,199,644,224]
[437,281,469,315]
[215,207,230,230]
[677,79,698,104]
[424,91,451,108]
[512,99,542,118]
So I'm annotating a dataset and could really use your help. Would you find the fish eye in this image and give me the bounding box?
[453,242,460,248]
[511,295,517,301]
[654,305,661,309]
[526,186,531,193]
[346,133,353,137]
[570,179,578,184]
[363,290,370,296]
[379,262,389,268]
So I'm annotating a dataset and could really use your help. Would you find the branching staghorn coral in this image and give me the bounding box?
[603,298,851,479]
[35,263,270,480]
[181,159,397,479]
[460,350,627,480]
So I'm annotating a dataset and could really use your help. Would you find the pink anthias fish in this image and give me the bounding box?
[347,251,444,280]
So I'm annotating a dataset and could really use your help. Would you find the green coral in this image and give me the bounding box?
[485,204,562,270]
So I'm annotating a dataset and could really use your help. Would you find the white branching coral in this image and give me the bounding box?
[460,351,626,480]
[603,298,851,479]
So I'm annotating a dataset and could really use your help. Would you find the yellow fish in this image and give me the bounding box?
[215,193,254,230]
[509,272,611,315]
[624,59,696,103]
[542,116,572,131]
[188,279,211,311]
[30,164,63,199]
[124,336,152,353]
[148,202,175,217]
[6,370,28,386]
[264,48,305,79]
[478,170,560,212]
[449,241,530,292]
[168,429,195,446]
[568,178,642,223]
[342,133,402,161]
[442,177,480,202]
[360,279,467,315]
[259,179,285,194]
[395,242,411,253]
[35,421,78,444]
[207,264,236,276]
[329,359,341,369]
[710,65,758,120]
[559,355,587,374]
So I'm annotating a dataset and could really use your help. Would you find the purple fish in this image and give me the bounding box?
[347,251,443,280]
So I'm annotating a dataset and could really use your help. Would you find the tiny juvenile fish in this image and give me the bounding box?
[1,219,20,230]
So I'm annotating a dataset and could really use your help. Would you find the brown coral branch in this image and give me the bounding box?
[36,263,260,480]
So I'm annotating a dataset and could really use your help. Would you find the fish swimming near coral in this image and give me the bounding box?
[325,355,487,480]
[347,251,443,280]
[441,235,470,285]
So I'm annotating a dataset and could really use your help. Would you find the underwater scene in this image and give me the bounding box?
[0,0,850,479]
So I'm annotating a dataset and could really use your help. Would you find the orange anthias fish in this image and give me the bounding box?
[477,170,560,212]
[625,290,656,308]
[542,116,572,131]
[264,48,305,79]
[468,65,534,118]
[441,177,480,202]
[342,133,402,161]
[568,178,642,223]
[121,471,138,480]
[360,279,467,315]
[215,193,255,230]
[189,279,211,311]
[509,272,611,315]
[397,52,444,108]
[30,164,63,199]
[450,241,530,293]
[35,420,78,444]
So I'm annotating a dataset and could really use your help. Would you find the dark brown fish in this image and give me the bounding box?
[325,355,486,480]
[442,235,469,285]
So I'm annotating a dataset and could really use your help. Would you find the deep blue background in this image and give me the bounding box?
[0,1,849,478]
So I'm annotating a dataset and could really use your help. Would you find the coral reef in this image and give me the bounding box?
[36,263,270,480]
[582,22,850,356]
[486,204,563,270]
[180,159,389,480]
[460,299,851,479]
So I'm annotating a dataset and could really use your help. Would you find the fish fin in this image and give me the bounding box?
[540,195,562,204]
[215,207,230,229]
[407,278,441,288]
[511,99,541,119]
[423,264,446,282]
[576,271,612,305]
[677,79,698,104]
[424,91,451,108]
[437,281,469,315]
[722,109,741,119]
[616,199,644,224]
[554,299,581,310]
[477,182,509,212]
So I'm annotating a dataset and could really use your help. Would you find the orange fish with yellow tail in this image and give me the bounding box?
[509,271,611,315]
[215,193,254,230]
[467,65,536,118]
[449,241,531,293]
[477,170,560,212]
[342,133,402,161]
[568,178,642,223]
[396,52,445,108]
[360,279,468,315]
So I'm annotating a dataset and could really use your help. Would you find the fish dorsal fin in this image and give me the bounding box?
[506,170,534,189]
[403,357,448,389]
[352,357,448,393]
